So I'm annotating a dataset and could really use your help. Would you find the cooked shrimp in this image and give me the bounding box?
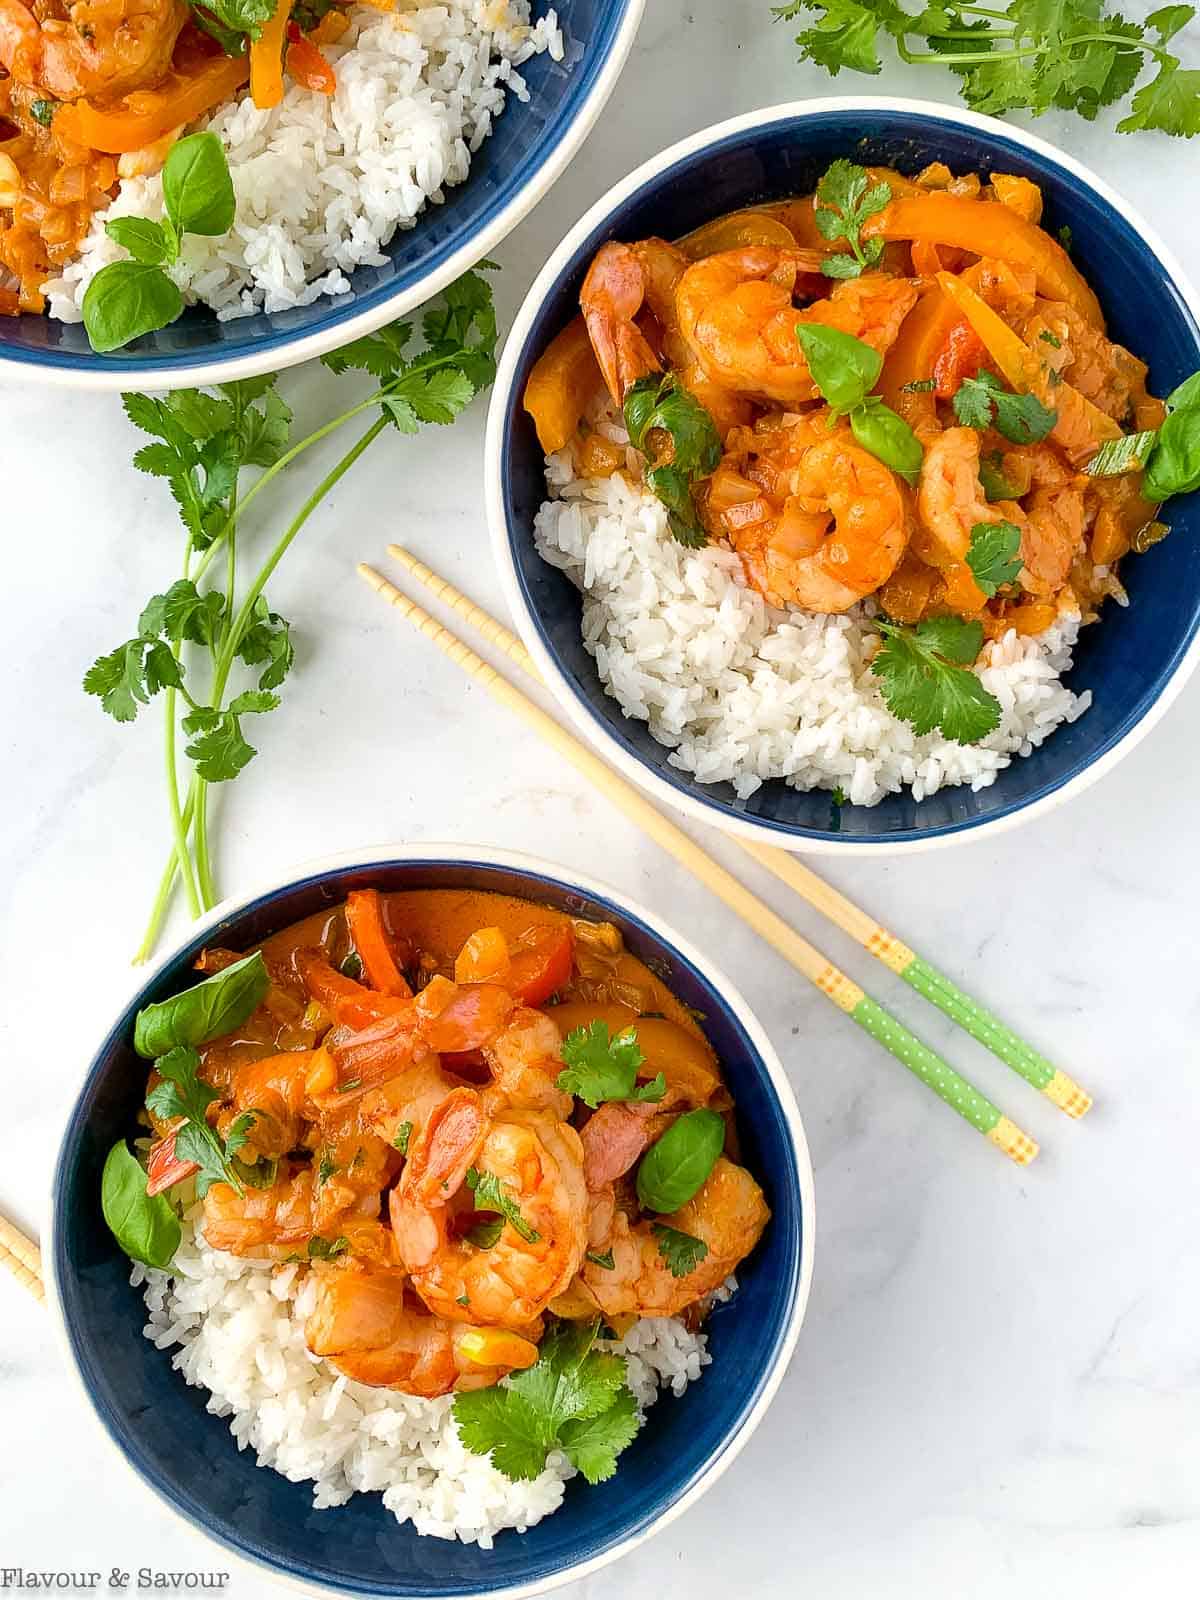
[481,1006,574,1120]
[676,251,915,407]
[201,1165,314,1259]
[580,240,671,404]
[215,1048,314,1160]
[580,237,751,435]
[0,0,187,102]
[391,1093,588,1326]
[581,1157,770,1319]
[304,1262,539,1396]
[717,419,909,613]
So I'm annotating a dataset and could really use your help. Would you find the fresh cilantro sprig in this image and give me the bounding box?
[773,0,1200,137]
[953,370,1057,445]
[86,268,499,962]
[623,373,722,547]
[188,0,276,53]
[652,1223,710,1279]
[453,1319,642,1485]
[465,1167,542,1244]
[966,521,1024,597]
[84,134,235,353]
[556,1021,667,1110]
[814,159,892,278]
[871,616,1002,744]
[145,1046,252,1196]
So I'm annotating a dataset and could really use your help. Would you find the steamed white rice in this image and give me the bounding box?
[134,1207,717,1545]
[45,0,562,321]
[534,448,1093,808]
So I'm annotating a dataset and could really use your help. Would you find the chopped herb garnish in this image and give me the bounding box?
[453,1319,641,1485]
[144,1046,248,1197]
[30,98,56,125]
[1039,329,1063,348]
[465,1167,541,1244]
[586,1249,616,1270]
[871,616,1001,745]
[813,159,892,279]
[966,520,1024,597]
[337,1077,362,1093]
[901,377,936,393]
[393,1120,413,1155]
[339,951,364,980]
[307,1235,349,1260]
[623,373,722,547]
[457,1292,470,1308]
[952,369,1056,444]
[556,1021,665,1110]
[652,1224,710,1279]
[1085,430,1158,477]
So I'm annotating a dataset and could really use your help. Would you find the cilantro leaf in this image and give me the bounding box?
[966,520,1024,596]
[83,638,181,722]
[953,369,1056,444]
[307,1235,350,1259]
[776,0,1200,137]
[623,373,721,546]
[236,600,294,691]
[871,617,1002,744]
[454,1319,640,1485]
[813,159,892,278]
[145,1045,244,1197]
[465,1167,541,1243]
[559,1387,642,1485]
[392,1120,413,1154]
[652,1223,710,1279]
[556,1021,666,1109]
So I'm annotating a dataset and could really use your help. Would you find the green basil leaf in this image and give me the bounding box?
[635,1108,725,1214]
[133,951,269,1058]
[104,216,170,267]
[849,397,924,484]
[1144,406,1200,502]
[101,1140,180,1269]
[163,131,236,239]
[82,261,182,354]
[794,323,883,413]
[1165,371,1200,413]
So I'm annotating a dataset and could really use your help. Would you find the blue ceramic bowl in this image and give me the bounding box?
[2,1,644,391]
[49,846,813,1598]
[487,98,1200,854]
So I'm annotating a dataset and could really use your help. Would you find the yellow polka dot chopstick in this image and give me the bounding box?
[359,553,1038,1167]
[0,1212,44,1302]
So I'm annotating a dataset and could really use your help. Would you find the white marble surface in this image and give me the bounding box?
[4,1,1200,1593]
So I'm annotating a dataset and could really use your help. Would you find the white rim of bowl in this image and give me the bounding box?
[486,94,1200,858]
[44,840,816,1600]
[3,0,646,392]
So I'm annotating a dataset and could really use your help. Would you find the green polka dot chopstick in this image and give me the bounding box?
[737,841,1091,1119]
[359,549,1045,1167]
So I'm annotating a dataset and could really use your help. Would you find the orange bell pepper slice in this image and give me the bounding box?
[56,52,249,153]
[250,0,293,109]
[345,889,412,997]
[286,27,337,94]
[933,320,989,397]
[877,283,959,430]
[865,193,1103,328]
[935,271,1038,391]
[523,315,604,454]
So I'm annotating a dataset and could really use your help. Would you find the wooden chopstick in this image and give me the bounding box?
[384,544,1090,1120]
[0,1213,44,1302]
[360,556,1038,1167]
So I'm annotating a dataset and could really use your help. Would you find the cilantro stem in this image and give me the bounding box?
[164,544,200,922]
[191,394,383,586]
[211,414,389,701]
[193,783,216,909]
[897,26,1176,66]
[135,776,198,963]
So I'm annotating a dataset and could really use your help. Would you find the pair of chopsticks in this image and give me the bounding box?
[359,545,1095,1168]
[0,1212,43,1301]
[0,552,1095,1309]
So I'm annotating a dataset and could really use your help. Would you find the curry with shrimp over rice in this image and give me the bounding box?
[101,887,770,1540]
[527,159,1200,808]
